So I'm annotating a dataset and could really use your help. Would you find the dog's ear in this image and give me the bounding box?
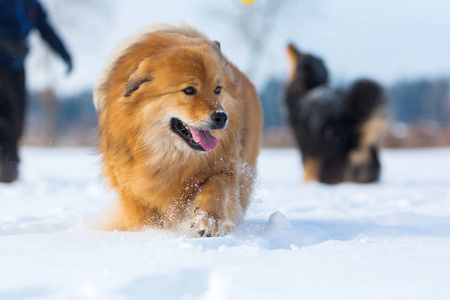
[286,43,304,82]
[123,58,153,97]
[123,76,152,97]
[286,43,304,65]
[287,43,303,59]
[211,40,222,56]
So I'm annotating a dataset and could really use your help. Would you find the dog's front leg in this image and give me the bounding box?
[190,174,243,237]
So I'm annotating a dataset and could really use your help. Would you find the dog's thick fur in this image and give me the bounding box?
[94,25,262,237]
[285,44,387,184]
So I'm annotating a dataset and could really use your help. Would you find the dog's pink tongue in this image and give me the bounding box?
[190,128,218,151]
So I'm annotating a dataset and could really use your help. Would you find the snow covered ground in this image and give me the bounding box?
[1,147,450,299]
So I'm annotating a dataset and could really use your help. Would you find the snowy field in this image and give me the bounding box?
[1,147,450,300]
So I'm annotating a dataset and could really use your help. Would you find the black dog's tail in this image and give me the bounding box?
[345,79,387,122]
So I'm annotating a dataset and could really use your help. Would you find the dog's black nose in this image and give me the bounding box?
[210,111,228,129]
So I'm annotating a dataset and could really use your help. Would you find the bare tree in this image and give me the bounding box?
[209,0,299,80]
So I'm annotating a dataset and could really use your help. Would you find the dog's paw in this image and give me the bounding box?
[190,209,223,237]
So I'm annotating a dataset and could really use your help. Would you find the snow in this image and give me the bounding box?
[1,147,450,299]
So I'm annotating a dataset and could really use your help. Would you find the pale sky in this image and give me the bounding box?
[26,0,450,93]
[291,0,450,85]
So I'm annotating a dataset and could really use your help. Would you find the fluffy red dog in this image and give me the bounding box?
[94,25,263,237]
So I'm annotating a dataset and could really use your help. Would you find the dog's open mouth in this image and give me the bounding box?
[170,118,218,152]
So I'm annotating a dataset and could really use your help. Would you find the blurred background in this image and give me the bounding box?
[21,0,450,148]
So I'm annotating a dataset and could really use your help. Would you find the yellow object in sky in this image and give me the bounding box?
[240,0,256,5]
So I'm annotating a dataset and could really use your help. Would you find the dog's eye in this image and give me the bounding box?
[183,86,197,95]
[214,86,222,94]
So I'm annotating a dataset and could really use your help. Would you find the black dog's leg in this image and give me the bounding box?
[366,147,381,182]
[319,156,348,184]
[349,147,381,183]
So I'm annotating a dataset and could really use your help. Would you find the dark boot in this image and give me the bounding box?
[0,159,18,183]
[0,120,19,183]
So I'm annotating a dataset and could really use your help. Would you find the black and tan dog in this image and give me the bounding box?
[284,44,388,184]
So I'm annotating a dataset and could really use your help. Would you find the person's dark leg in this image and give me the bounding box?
[12,68,26,141]
[0,65,25,183]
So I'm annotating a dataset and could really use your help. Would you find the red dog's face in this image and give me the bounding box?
[121,41,231,153]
